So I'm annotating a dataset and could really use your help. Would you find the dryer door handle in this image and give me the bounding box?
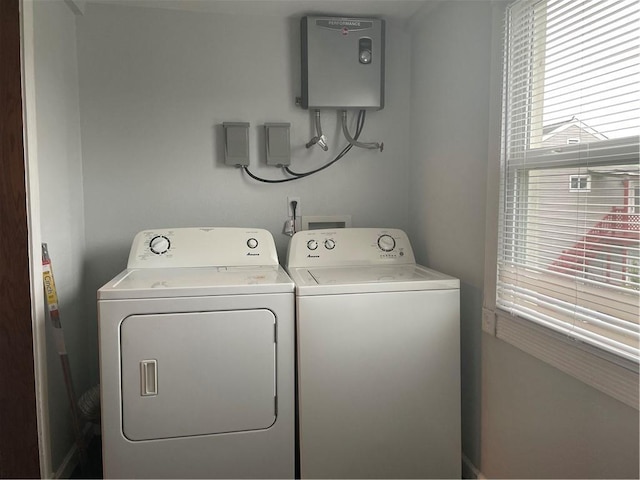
[140,359,158,396]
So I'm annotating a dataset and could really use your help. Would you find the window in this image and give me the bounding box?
[496,0,639,377]
[569,174,591,192]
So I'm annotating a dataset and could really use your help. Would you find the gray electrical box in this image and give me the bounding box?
[301,16,385,110]
[223,122,250,166]
[264,123,291,166]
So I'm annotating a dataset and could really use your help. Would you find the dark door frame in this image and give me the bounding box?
[0,0,41,477]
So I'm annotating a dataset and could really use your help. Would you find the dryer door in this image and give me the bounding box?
[120,309,276,441]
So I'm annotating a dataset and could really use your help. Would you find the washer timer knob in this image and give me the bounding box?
[324,239,336,250]
[307,240,318,251]
[247,238,259,249]
[377,234,396,252]
[149,235,170,255]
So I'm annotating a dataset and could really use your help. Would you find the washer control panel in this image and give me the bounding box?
[286,228,416,268]
[127,228,278,268]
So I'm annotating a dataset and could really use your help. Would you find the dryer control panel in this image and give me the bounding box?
[127,227,279,268]
[286,228,416,268]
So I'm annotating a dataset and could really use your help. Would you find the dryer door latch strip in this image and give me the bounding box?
[140,359,158,396]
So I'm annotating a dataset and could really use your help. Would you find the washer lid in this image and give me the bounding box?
[287,264,459,296]
[98,265,294,300]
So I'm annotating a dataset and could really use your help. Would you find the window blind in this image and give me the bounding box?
[498,0,640,363]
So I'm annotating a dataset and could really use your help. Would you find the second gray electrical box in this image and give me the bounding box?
[265,123,291,166]
[301,16,385,110]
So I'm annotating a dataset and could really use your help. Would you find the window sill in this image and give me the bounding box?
[484,308,639,410]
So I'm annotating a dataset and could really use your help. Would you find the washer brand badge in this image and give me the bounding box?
[307,254,320,258]
[247,252,260,256]
[316,19,373,32]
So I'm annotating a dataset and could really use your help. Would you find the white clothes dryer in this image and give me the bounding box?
[286,228,461,479]
[98,227,294,479]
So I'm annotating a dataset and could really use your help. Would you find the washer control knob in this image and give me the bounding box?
[149,235,170,255]
[307,240,318,251]
[377,234,396,252]
[324,239,336,250]
[247,238,258,249]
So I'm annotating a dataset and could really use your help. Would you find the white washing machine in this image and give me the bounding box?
[286,228,461,479]
[98,227,294,479]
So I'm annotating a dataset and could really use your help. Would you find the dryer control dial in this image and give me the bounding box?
[377,234,396,252]
[149,235,171,255]
[247,238,259,249]
[307,240,318,251]
[324,239,336,250]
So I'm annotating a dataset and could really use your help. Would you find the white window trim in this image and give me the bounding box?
[483,1,639,410]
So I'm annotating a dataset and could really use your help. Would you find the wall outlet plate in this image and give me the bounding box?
[482,308,497,336]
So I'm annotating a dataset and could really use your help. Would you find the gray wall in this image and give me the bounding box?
[30,0,639,477]
[33,0,88,474]
[482,334,639,478]
[408,0,492,471]
[76,4,412,381]
[408,1,639,478]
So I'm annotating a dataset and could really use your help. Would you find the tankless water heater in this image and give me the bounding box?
[301,16,385,110]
